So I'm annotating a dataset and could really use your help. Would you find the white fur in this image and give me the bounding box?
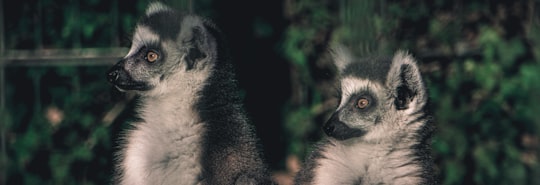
[339,77,384,110]
[339,76,425,140]
[331,45,354,73]
[334,77,423,185]
[338,53,427,144]
[116,3,226,185]
[119,59,212,185]
[313,138,423,185]
[311,63,427,184]
[145,2,173,16]
[338,77,401,143]
[126,26,160,58]
[386,51,427,116]
[302,50,430,185]
[177,15,218,61]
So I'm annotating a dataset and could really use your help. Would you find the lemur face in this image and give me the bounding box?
[107,6,181,92]
[107,3,215,95]
[106,38,165,91]
[324,48,428,143]
[324,77,387,140]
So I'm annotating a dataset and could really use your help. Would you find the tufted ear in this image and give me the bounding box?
[177,16,218,70]
[386,51,427,111]
[330,44,354,74]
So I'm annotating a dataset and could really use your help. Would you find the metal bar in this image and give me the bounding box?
[2,48,128,67]
[3,58,123,67]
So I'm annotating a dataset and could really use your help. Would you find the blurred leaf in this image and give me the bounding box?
[498,38,526,68]
[473,144,498,179]
[282,26,314,66]
[285,107,314,138]
[479,27,500,62]
[50,152,70,183]
[443,160,465,185]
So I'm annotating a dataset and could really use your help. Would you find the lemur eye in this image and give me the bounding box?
[357,98,369,109]
[146,51,159,62]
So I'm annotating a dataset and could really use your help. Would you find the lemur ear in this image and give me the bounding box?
[330,44,354,74]
[177,16,217,70]
[386,51,427,111]
[145,2,173,16]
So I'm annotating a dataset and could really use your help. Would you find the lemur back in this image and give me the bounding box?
[295,46,436,185]
[107,2,273,184]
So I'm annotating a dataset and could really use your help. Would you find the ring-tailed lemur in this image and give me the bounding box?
[107,2,273,184]
[294,46,436,185]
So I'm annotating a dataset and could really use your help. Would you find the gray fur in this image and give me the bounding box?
[107,2,272,184]
[295,46,436,185]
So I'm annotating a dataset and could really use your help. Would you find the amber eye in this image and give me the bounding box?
[357,98,369,109]
[146,51,159,62]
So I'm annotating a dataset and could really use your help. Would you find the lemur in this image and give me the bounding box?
[107,2,273,184]
[294,46,436,185]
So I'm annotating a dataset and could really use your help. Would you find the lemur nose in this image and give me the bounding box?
[107,69,119,83]
[323,123,336,135]
[323,113,339,136]
[323,113,365,140]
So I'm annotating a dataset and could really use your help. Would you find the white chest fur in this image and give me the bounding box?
[313,140,422,185]
[120,96,205,185]
[119,68,209,185]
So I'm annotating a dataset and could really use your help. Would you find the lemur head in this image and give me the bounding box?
[324,46,428,143]
[107,2,218,96]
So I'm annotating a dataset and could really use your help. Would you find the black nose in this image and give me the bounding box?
[323,113,365,140]
[323,113,341,137]
[323,122,336,136]
[107,67,120,83]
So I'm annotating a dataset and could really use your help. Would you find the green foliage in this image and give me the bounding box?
[4,0,147,49]
[395,1,540,184]
[460,28,536,184]
[330,1,540,184]
[281,1,540,184]
[4,0,540,184]
[280,0,339,158]
[5,67,116,185]
[283,26,314,67]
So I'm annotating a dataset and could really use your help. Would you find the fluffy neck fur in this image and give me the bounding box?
[315,136,426,184]
[118,66,210,185]
[297,116,434,185]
